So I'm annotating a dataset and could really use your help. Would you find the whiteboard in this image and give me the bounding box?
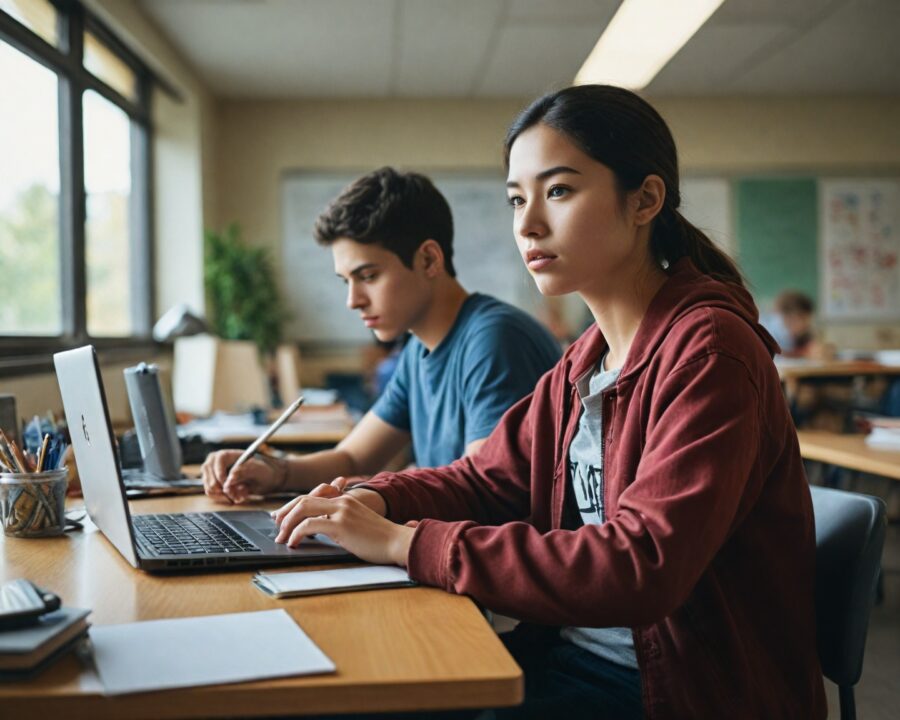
[281,171,543,343]
[820,178,900,320]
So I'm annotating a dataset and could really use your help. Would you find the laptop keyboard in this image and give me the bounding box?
[133,513,262,556]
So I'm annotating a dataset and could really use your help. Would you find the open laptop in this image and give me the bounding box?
[54,345,352,572]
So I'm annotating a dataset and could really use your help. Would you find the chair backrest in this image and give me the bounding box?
[810,486,887,687]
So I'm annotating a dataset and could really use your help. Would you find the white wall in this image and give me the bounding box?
[214,95,900,349]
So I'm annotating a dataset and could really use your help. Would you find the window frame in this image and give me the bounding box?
[0,0,156,370]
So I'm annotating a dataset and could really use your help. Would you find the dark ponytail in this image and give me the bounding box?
[504,85,745,288]
[655,206,745,286]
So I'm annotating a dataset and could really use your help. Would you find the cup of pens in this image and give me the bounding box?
[0,430,69,538]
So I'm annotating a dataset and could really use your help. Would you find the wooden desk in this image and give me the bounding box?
[797,430,900,482]
[0,495,522,717]
[212,424,351,446]
[777,359,900,381]
[180,405,355,448]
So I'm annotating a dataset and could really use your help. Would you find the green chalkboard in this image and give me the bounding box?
[736,178,818,306]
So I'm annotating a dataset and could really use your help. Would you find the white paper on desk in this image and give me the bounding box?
[89,609,334,695]
[254,565,415,598]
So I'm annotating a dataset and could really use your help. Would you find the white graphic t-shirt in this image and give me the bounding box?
[560,355,638,670]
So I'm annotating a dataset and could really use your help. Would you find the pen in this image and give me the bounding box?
[227,395,305,479]
[37,434,50,472]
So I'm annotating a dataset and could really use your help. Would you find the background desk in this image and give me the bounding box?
[778,361,900,435]
[777,360,900,381]
[178,404,356,453]
[797,430,900,482]
[0,495,522,718]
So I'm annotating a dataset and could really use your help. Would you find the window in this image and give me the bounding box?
[83,29,136,103]
[0,0,153,360]
[0,0,58,47]
[0,39,61,335]
[84,89,134,336]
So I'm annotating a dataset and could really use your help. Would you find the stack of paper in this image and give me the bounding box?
[89,609,334,695]
[866,418,900,451]
[254,566,415,598]
[874,349,900,367]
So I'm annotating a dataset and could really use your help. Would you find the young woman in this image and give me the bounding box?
[272,86,826,719]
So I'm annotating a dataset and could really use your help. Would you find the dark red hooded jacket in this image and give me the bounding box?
[364,259,827,719]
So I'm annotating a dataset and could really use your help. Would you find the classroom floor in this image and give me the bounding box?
[824,481,900,720]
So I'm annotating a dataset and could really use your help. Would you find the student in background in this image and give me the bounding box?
[202,168,561,502]
[771,290,826,358]
[273,86,825,719]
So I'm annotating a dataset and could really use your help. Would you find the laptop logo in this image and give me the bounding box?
[81,414,91,445]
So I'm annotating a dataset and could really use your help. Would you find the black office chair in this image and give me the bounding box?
[810,485,887,720]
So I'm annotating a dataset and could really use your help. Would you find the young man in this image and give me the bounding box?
[202,167,561,503]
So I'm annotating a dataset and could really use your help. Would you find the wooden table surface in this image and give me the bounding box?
[187,405,355,447]
[797,430,900,481]
[0,494,522,718]
[776,359,900,380]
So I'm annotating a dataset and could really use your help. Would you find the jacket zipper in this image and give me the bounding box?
[553,383,581,528]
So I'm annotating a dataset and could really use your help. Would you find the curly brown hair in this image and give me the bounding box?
[313,167,456,277]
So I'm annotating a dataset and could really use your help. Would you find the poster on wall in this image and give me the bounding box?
[820,179,900,319]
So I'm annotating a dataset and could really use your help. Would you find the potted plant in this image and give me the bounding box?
[204,223,288,356]
[199,224,291,408]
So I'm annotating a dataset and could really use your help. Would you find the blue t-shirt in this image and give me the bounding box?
[371,293,561,468]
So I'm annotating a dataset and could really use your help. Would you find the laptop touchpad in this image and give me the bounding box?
[224,511,345,550]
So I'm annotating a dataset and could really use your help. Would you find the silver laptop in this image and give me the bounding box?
[54,345,352,572]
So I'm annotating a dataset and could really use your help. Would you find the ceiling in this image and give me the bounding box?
[136,0,900,99]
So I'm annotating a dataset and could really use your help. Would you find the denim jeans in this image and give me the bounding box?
[318,625,643,720]
[490,625,643,720]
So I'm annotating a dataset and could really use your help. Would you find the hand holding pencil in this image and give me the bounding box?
[200,396,304,504]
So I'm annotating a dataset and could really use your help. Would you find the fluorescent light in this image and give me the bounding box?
[575,0,725,90]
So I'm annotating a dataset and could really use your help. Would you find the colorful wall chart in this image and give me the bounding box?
[820,180,900,319]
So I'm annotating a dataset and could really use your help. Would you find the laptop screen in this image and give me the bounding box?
[54,345,140,567]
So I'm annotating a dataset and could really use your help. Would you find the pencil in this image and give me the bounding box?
[8,439,29,472]
[0,430,24,472]
[0,440,14,472]
[227,395,305,478]
[37,433,50,472]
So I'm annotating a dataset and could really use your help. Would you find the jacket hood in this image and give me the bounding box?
[565,258,780,384]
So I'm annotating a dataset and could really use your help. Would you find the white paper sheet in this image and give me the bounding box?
[255,565,414,597]
[89,609,334,695]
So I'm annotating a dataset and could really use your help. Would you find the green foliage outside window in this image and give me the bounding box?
[204,223,288,355]
[0,183,60,334]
